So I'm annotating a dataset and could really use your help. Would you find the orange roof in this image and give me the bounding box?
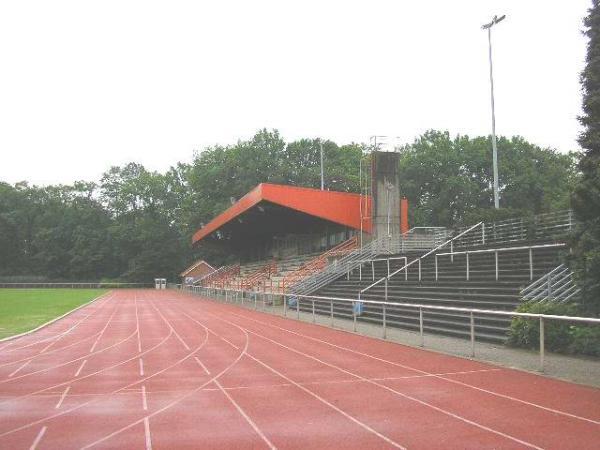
[192,183,372,245]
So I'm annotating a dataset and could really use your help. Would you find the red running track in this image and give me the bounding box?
[0,289,599,449]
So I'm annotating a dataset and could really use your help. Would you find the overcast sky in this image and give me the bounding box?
[0,0,591,185]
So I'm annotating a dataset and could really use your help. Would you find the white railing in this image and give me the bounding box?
[289,237,382,296]
[435,243,566,281]
[358,256,408,282]
[192,267,220,286]
[521,264,581,303]
[359,222,485,300]
[181,285,600,372]
[453,209,576,248]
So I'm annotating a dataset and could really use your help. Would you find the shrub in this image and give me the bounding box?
[507,301,600,357]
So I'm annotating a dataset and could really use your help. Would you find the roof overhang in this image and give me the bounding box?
[192,183,372,245]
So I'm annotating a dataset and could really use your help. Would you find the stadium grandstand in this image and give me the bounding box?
[192,151,576,343]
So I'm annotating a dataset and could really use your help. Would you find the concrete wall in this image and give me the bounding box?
[371,151,401,239]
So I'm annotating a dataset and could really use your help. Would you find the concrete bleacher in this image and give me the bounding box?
[311,240,566,343]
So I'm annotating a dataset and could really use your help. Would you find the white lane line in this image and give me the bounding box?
[228,307,600,426]
[142,385,148,411]
[89,307,117,353]
[238,320,542,450]
[246,352,405,449]
[139,358,144,376]
[135,292,142,353]
[74,359,87,377]
[144,417,152,450]
[221,337,238,349]
[29,426,47,450]
[214,379,277,449]
[55,386,70,409]
[176,308,405,450]
[194,357,210,375]
[8,359,31,377]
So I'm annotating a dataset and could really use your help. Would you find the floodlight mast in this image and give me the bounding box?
[482,14,505,209]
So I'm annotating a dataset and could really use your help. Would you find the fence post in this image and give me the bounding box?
[450,241,454,263]
[284,296,287,317]
[330,299,334,326]
[359,264,362,281]
[353,302,357,332]
[382,304,387,339]
[539,317,545,372]
[387,259,390,277]
[384,277,388,302]
[419,307,424,347]
[482,223,486,245]
[529,248,534,281]
[466,252,470,281]
[312,299,316,323]
[470,312,475,357]
[418,258,422,281]
[495,251,499,281]
[435,255,438,281]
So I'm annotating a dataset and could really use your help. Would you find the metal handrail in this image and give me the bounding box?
[435,242,566,257]
[183,285,600,372]
[434,243,566,281]
[521,264,581,303]
[289,237,381,295]
[360,222,484,295]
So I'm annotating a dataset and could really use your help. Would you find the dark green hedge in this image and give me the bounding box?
[507,301,600,357]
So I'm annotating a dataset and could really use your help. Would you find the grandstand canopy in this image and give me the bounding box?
[192,183,372,248]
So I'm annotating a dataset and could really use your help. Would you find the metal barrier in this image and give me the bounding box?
[521,264,581,303]
[434,243,567,281]
[178,284,600,372]
[360,222,484,300]
[453,209,576,248]
[0,282,152,288]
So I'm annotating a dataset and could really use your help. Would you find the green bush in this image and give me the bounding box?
[508,301,600,357]
[569,327,600,357]
[507,301,577,351]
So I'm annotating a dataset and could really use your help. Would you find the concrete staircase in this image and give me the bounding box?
[312,240,567,343]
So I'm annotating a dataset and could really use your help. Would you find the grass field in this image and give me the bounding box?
[0,289,107,339]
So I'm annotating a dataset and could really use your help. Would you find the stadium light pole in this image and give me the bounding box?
[482,14,505,209]
[320,140,325,190]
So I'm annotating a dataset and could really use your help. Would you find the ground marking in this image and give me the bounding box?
[77,306,247,450]
[174,306,406,450]
[0,328,176,439]
[212,309,544,450]
[29,426,47,450]
[135,292,142,353]
[89,304,121,353]
[144,417,152,450]
[194,356,210,375]
[55,386,70,409]
[74,359,87,377]
[225,304,600,426]
[214,379,277,450]
[139,358,144,376]
[8,359,32,377]
[142,385,148,411]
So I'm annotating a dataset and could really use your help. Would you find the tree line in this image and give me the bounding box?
[0,129,579,283]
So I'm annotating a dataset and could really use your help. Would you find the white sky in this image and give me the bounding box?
[0,0,591,185]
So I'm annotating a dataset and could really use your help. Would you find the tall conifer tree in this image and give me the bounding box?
[572,0,600,313]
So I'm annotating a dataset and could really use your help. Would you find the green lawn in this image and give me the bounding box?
[0,289,107,339]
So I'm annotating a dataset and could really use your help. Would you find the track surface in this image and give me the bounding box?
[0,289,598,449]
